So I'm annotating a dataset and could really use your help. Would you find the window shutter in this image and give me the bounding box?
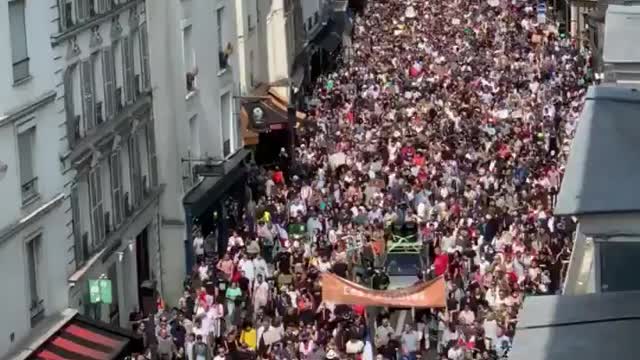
[140,25,151,91]
[110,151,122,226]
[81,60,96,130]
[63,67,76,143]
[71,185,84,266]
[127,34,136,102]
[121,37,130,103]
[17,129,34,185]
[58,0,67,31]
[102,47,116,119]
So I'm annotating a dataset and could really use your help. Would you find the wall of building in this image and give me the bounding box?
[0,0,70,355]
[0,203,68,355]
[48,0,161,329]
[148,0,242,305]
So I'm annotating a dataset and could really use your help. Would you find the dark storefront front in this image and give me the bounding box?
[240,87,307,166]
[182,149,251,272]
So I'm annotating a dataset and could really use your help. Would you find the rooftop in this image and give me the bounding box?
[510,291,640,360]
[555,85,640,216]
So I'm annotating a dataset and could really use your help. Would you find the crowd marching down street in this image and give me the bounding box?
[131,0,591,358]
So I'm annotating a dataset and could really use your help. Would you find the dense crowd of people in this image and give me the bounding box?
[129,0,590,358]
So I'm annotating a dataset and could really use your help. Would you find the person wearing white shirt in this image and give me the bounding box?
[227,231,244,250]
[447,343,465,360]
[193,235,204,258]
[253,275,270,316]
[239,255,255,282]
[253,254,269,279]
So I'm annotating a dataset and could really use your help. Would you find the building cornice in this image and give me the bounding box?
[0,193,66,246]
[0,90,57,129]
[51,0,143,47]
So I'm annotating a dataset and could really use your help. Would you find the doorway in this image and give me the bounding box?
[135,227,153,313]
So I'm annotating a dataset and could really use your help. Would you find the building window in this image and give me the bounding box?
[221,92,232,157]
[18,127,38,203]
[121,35,136,104]
[599,241,640,292]
[108,263,119,325]
[26,234,44,327]
[9,0,29,83]
[128,135,142,208]
[71,185,87,267]
[139,24,151,91]
[183,25,197,92]
[249,50,255,87]
[217,7,228,71]
[76,0,92,22]
[89,165,105,247]
[58,0,75,31]
[146,122,158,187]
[80,59,96,132]
[102,46,116,120]
[248,14,254,31]
[97,0,112,14]
[109,151,123,227]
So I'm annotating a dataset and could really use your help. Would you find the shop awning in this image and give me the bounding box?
[16,311,142,360]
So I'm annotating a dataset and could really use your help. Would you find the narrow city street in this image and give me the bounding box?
[1,0,599,359]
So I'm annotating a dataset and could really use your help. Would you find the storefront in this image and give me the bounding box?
[182,149,252,272]
[240,86,307,166]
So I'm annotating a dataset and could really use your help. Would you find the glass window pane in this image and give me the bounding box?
[9,0,28,63]
[600,242,640,292]
[17,128,35,185]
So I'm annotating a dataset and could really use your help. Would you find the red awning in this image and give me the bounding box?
[28,317,131,360]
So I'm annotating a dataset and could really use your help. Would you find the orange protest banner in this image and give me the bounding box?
[321,273,446,308]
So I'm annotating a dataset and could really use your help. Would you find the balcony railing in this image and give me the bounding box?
[21,177,39,203]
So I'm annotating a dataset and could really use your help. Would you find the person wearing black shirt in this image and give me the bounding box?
[332,261,348,278]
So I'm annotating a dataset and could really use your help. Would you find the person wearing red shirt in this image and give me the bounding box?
[273,168,284,184]
[433,247,449,277]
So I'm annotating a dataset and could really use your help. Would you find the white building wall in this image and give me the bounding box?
[148,0,242,305]
[237,0,295,91]
[0,0,70,355]
[49,0,161,330]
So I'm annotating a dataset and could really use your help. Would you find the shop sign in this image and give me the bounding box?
[89,279,113,304]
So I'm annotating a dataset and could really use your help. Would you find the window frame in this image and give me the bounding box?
[80,59,97,132]
[102,46,116,120]
[9,0,30,83]
[109,150,123,227]
[17,126,38,203]
[139,23,151,91]
[89,165,105,247]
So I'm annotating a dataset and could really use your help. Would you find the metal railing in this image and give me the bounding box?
[21,177,39,202]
